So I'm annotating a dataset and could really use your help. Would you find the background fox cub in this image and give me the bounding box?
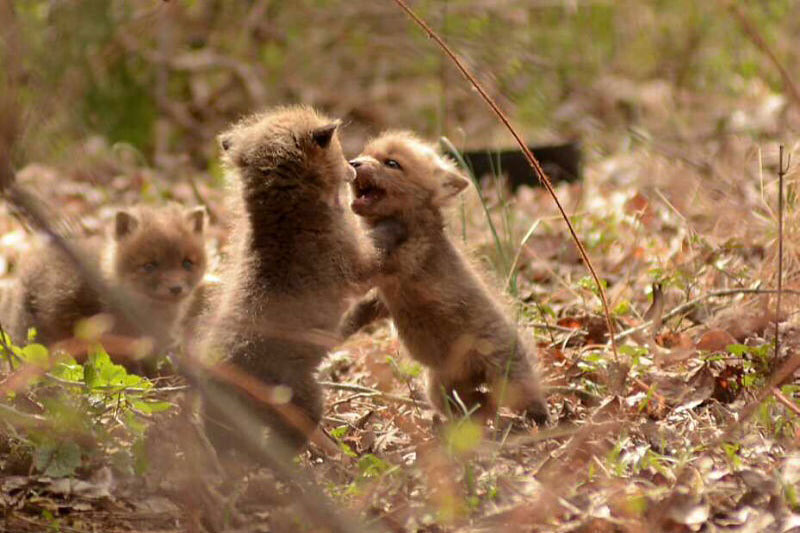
[5,203,207,368]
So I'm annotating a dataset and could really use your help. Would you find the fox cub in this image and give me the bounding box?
[202,106,399,456]
[7,203,207,367]
[340,131,549,425]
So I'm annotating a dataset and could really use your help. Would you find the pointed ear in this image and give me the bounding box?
[185,206,206,234]
[218,133,233,152]
[114,210,138,240]
[433,169,471,206]
[311,121,340,149]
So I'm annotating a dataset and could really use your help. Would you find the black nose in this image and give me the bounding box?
[349,159,361,168]
[169,286,183,295]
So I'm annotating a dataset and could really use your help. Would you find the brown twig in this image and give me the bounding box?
[774,145,789,369]
[719,351,800,443]
[0,36,373,533]
[391,0,619,361]
[321,380,428,406]
[182,365,380,533]
[615,287,800,341]
[722,0,800,112]
[772,387,800,417]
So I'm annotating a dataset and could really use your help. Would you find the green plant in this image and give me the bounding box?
[0,333,173,478]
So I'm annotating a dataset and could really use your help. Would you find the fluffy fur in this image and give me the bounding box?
[340,131,549,424]
[6,203,207,365]
[202,106,393,456]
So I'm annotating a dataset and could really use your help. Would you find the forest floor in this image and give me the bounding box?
[1,77,799,533]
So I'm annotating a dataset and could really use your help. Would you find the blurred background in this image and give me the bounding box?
[6,0,799,173]
[2,3,800,531]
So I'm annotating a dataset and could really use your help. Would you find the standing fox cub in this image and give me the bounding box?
[340,131,549,425]
[202,106,401,456]
[7,204,207,367]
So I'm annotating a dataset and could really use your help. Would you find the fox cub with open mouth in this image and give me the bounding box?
[341,131,549,425]
[202,106,405,458]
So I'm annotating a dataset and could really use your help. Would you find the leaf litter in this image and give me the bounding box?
[1,55,800,533]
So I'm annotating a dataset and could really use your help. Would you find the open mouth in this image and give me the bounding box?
[350,175,385,213]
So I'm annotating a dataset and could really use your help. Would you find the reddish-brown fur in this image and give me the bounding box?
[6,203,207,369]
[340,131,549,424]
[201,106,385,456]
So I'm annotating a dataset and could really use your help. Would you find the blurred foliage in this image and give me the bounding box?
[0,332,169,478]
[5,0,799,171]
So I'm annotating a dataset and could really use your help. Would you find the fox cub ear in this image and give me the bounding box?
[114,210,139,240]
[311,121,340,149]
[433,158,470,206]
[218,133,233,152]
[185,206,206,234]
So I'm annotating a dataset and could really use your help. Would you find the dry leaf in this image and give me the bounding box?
[695,329,737,352]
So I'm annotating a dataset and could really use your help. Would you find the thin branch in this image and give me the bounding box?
[719,351,800,443]
[0,81,377,533]
[0,402,49,428]
[528,322,587,334]
[615,287,800,341]
[773,388,800,417]
[43,373,187,395]
[722,1,800,112]
[775,145,788,368]
[321,381,427,407]
[390,0,619,361]
[183,363,383,533]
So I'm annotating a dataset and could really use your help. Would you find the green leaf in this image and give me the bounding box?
[577,276,608,297]
[131,399,173,414]
[613,299,631,316]
[340,442,358,458]
[51,359,84,382]
[20,343,50,369]
[84,346,146,390]
[727,343,749,356]
[34,439,82,478]
[357,454,392,478]
[445,420,483,455]
[330,425,348,439]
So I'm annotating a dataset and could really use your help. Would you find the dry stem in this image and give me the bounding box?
[390,0,619,361]
[772,388,800,417]
[722,0,800,112]
[774,145,789,370]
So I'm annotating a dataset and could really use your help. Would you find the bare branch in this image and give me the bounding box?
[721,1,800,112]
[390,0,619,361]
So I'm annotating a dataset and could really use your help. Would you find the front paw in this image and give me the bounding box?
[523,398,550,426]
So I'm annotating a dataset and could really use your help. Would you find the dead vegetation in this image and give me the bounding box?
[0,1,799,532]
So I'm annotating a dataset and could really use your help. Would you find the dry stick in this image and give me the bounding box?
[0,77,373,533]
[719,351,800,443]
[321,381,427,406]
[3,186,377,533]
[615,287,800,342]
[722,0,800,112]
[773,388,800,417]
[184,367,380,533]
[390,0,619,361]
[775,146,789,369]
[2,69,367,533]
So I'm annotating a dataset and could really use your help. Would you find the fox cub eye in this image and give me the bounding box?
[384,159,402,170]
[182,258,194,271]
[141,262,158,273]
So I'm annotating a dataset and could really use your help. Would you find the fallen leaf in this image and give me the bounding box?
[696,329,737,352]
